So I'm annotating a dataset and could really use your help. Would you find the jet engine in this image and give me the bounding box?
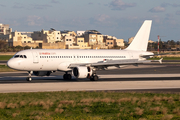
[72,66,92,78]
[33,71,51,76]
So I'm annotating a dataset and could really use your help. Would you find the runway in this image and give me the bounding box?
[0,64,180,93]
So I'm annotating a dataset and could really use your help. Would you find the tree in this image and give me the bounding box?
[0,40,8,49]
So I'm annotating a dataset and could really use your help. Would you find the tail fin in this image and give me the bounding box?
[126,20,152,51]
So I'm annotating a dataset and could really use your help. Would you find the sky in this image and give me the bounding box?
[0,0,180,41]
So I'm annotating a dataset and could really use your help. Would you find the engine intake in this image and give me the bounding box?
[73,66,92,78]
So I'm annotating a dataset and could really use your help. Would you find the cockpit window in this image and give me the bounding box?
[14,55,27,58]
[14,55,20,58]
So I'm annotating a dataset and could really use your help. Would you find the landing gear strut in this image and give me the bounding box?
[26,71,33,81]
[63,72,72,80]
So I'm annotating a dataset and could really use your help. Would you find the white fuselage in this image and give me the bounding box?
[7,49,153,72]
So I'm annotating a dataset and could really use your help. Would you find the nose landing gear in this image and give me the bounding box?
[26,71,33,81]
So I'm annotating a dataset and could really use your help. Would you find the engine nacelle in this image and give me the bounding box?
[72,66,92,78]
[33,71,51,76]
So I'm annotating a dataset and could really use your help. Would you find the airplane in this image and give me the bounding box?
[7,20,158,81]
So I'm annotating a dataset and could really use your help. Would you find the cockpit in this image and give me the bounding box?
[14,55,27,58]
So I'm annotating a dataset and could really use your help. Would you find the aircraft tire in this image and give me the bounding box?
[93,75,99,81]
[67,74,72,80]
[63,74,67,80]
[90,75,98,81]
[26,77,32,82]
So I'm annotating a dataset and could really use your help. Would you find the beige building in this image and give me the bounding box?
[75,37,91,49]
[84,30,103,46]
[116,39,124,47]
[65,36,75,46]
[106,39,115,48]
[31,29,62,43]
[148,40,154,43]
[61,30,77,37]
[42,42,65,49]
[128,37,134,44]
[0,23,12,35]
[76,31,85,36]
[8,31,35,47]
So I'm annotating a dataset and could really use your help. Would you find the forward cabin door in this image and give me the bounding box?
[128,52,134,59]
[32,52,39,63]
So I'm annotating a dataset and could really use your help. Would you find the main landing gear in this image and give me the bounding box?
[63,72,72,80]
[26,71,33,81]
[90,74,99,81]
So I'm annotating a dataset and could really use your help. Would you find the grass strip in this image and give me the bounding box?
[0,55,13,60]
[0,65,17,72]
[0,91,180,119]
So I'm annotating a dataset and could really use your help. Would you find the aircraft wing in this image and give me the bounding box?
[69,59,151,68]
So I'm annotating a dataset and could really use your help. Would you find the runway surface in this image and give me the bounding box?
[1,64,180,93]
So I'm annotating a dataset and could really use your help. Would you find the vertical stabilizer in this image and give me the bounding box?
[126,20,152,51]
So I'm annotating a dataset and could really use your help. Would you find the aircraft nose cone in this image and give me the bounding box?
[7,59,16,69]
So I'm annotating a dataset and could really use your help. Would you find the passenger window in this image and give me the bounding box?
[20,55,23,58]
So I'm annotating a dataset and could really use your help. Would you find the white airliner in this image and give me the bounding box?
[7,20,157,81]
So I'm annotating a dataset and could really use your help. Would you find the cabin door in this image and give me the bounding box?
[128,52,134,59]
[32,52,39,63]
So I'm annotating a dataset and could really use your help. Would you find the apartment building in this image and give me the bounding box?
[116,39,124,47]
[76,31,85,36]
[8,31,34,47]
[61,30,77,37]
[106,39,115,48]
[0,22,126,50]
[84,30,103,46]
[0,23,12,35]
[65,36,75,46]
[128,37,134,44]
[75,36,91,49]
[31,29,62,43]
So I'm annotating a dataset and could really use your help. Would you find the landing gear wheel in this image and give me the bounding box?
[90,75,99,81]
[67,74,72,80]
[26,71,33,82]
[63,74,67,80]
[26,77,32,81]
[63,74,72,80]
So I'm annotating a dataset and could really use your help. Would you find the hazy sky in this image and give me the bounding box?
[0,0,180,41]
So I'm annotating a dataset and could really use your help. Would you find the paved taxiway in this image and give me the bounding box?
[1,63,180,93]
